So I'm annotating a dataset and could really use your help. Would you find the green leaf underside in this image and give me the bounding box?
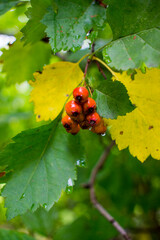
[107,0,160,40]
[0,229,35,240]
[0,0,19,16]
[1,117,85,219]
[1,39,51,84]
[103,28,160,70]
[88,66,134,119]
[21,0,51,44]
[42,0,106,52]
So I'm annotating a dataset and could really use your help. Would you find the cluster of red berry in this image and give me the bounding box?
[61,87,106,135]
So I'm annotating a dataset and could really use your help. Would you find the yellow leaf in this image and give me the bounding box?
[106,68,160,162]
[30,62,83,121]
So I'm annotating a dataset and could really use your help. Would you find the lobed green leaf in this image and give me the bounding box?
[103,28,160,70]
[1,39,51,85]
[0,115,85,219]
[41,0,106,52]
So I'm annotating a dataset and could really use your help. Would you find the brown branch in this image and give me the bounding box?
[83,59,91,78]
[83,43,95,78]
[83,141,132,240]
[95,61,107,80]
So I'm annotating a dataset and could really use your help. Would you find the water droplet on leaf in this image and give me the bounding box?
[101,133,106,136]
[66,186,73,194]
[43,203,47,209]
[76,159,86,167]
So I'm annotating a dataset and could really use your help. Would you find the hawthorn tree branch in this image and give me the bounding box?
[83,59,91,78]
[83,43,95,78]
[83,141,131,240]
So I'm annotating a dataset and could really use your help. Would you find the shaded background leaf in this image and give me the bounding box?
[1,39,51,85]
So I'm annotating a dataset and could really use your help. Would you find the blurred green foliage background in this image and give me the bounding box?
[0,2,160,240]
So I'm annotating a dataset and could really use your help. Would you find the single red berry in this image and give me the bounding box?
[73,87,89,104]
[61,115,77,130]
[65,100,82,118]
[83,97,96,115]
[86,112,101,126]
[66,124,80,135]
[0,171,6,178]
[91,121,107,134]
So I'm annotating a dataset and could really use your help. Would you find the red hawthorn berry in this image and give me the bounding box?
[66,124,80,135]
[65,100,82,118]
[86,112,101,126]
[61,115,78,130]
[73,87,89,104]
[83,97,96,115]
[91,121,107,134]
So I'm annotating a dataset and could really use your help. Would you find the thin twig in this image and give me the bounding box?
[83,43,95,79]
[91,42,95,53]
[95,61,107,80]
[83,141,132,240]
[83,59,91,78]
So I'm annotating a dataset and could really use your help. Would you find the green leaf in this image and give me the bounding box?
[107,0,160,40]
[0,229,35,240]
[1,116,85,219]
[55,216,117,240]
[21,206,58,236]
[0,197,6,223]
[0,3,28,34]
[103,28,160,70]
[1,39,51,85]
[42,0,106,52]
[88,64,134,119]
[0,0,19,16]
[21,0,51,44]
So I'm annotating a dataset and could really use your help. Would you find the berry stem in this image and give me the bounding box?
[95,61,107,80]
[92,56,118,79]
[77,53,90,64]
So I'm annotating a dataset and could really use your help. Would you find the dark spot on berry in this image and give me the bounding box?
[72,112,79,117]
[64,123,71,130]
[156,149,159,151]
[76,96,82,102]
[120,131,123,135]
[52,67,55,69]
[149,125,154,130]
[38,115,41,118]
[146,147,148,149]
[88,107,94,114]
[36,71,42,74]
[90,120,96,125]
